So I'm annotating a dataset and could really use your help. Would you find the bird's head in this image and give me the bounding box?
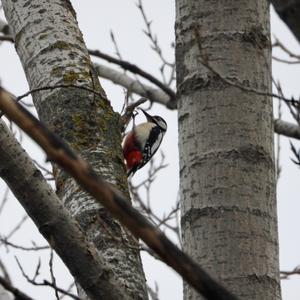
[140,109,167,132]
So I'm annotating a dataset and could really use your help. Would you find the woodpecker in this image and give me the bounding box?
[123,109,167,177]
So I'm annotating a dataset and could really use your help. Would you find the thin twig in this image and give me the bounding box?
[0,186,9,216]
[59,282,75,300]
[129,152,181,239]
[120,97,148,132]
[49,250,59,300]
[192,25,300,105]
[5,214,28,241]
[272,56,300,64]
[272,37,300,60]
[273,79,282,180]
[136,0,173,67]
[0,35,13,42]
[15,257,81,300]
[0,237,49,251]
[147,282,159,300]
[136,0,175,87]
[110,31,123,60]
[33,159,53,176]
[281,266,300,279]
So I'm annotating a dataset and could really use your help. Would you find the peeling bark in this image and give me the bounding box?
[1,1,148,299]
[176,1,281,299]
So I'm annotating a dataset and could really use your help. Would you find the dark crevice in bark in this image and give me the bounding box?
[181,206,277,228]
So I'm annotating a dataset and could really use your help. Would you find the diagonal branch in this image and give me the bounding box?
[0,88,239,300]
[0,113,129,300]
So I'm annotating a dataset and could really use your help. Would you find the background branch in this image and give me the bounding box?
[89,49,176,104]
[93,63,176,108]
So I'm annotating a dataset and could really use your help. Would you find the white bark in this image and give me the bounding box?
[1,1,148,299]
[93,63,172,108]
[274,119,300,140]
[176,1,281,299]
[0,286,11,300]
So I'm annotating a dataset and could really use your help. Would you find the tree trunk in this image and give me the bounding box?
[176,1,281,299]
[1,1,148,299]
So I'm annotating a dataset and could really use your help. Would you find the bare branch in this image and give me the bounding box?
[110,31,123,60]
[120,97,148,132]
[0,35,13,43]
[136,0,173,67]
[89,49,177,104]
[59,282,75,300]
[0,109,130,299]
[93,63,176,108]
[49,250,59,300]
[15,257,81,300]
[0,237,49,251]
[0,87,239,300]
[272,56,300,64]
[147,283,159,300]
[5,215,28,241]
[0,186,9,216]
[281,266,300,279]
[0,275,33,300]
[0,260,11,284]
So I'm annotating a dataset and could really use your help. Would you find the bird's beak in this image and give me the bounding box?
[140,109,153,122]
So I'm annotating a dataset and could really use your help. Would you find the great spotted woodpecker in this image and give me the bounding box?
[123,109,167,177]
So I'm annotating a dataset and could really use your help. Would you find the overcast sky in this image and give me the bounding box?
[0,1,300,299]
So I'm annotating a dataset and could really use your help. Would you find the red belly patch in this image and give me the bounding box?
[125,151,143,170]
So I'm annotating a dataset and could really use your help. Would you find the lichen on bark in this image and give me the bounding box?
[1,0,148,299]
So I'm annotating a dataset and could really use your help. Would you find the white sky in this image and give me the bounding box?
[0,1,300,299]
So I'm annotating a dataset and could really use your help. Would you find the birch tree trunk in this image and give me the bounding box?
[176,1,281,299]
[1,1,148,299]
